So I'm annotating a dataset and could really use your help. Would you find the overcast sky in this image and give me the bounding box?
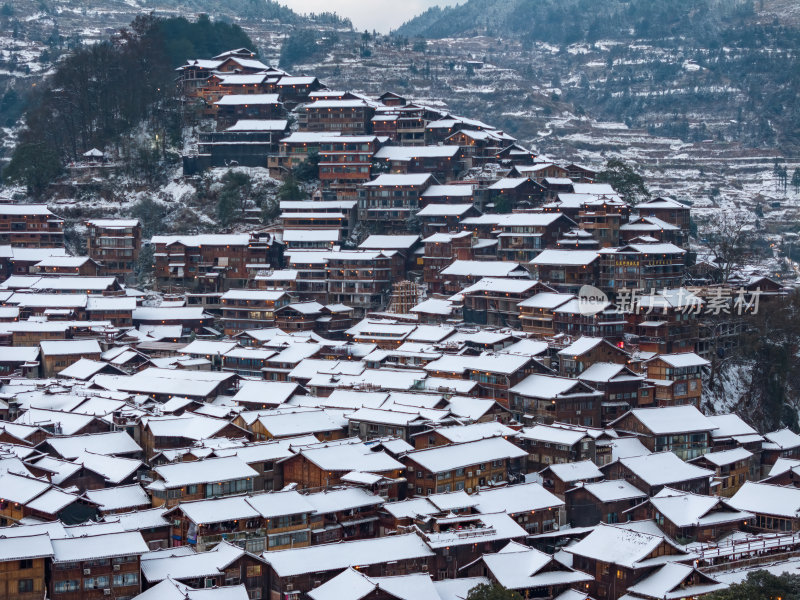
[274,0,464,34]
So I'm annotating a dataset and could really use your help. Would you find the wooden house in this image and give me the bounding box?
[0,204,64,248]
[509,374,604,427]
[529,249,601,294]
[0,534,53,600]
[85,219,142,280]
[601,452,714,496]
[214,93,284,129]
[729,481,800,533]
[462,541,592,598]
[300,99,376,134]
[630,488,753,543]
[565,480,648,526]
[641,353,709,408]
[403,437,527,496]
[261,534,434,600]
[566,523,694,600]
[50,531,148,600]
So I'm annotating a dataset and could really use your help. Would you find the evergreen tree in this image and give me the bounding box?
[596,158,650,205]
[792,168,800,194]
[277,174,306,201]
[467,583,523,600]
[707,570,800,600]
[293,151,320,182]
[216,185,240,226]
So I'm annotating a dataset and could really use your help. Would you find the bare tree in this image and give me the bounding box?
[703,210,756,283]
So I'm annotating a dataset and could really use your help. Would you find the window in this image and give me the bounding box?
[18,579,34,593]
[84,576,110,589]
[113,573,139,587]
[247,565,262,577]
[54,580,80,593]
[19,559,33,569]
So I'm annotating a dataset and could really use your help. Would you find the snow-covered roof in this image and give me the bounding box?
[566,523,688,568]
[517,292,575,309]
[304,487,384,515]
[141,541,244,582]
[607,437,652,462]
[40,339,101,356]
[574,480,647,503]
[473,482,563,513]
[0,203,55,216]
[480,542,591,590]
[531,249,600,266]
[579,362,641,384]
[84,484,149,512]
[403,437,527,473]
[231,381,297,406]
[518,424,590,446]
[257,408,345,437]
[617,452,715,486]
[86,218,140,227]
[422,184,474,197]
[359,235,420,250]
[282,229,340,243]
[434,578,490,600]
[215,93,280,105]
[695,447,752,467]
[133,579,249,600]
[308,99,371,108]
[57,358,111,380]
[764,428,800,450]
[34,256,95,268]
[440,260,523,278]
[309,568,440,600]
[543,459,603,482]
[415,203,475,217]
[153,456,257,488]
[47,431,141,459]
[425,353,529,376]
[374,145,461,160]
[52,531,149,562]
[262,533,434,577]
[510,374,596,400]
[626,563,726,600]
[638,197,689,209]
[647,352,709,368]
[0,533,54,561]
[705,414,759,440]
[619,406,717,435]
[649,488,753,528]
[299,440,404,473]
[433,421,518,444]
[362,173,434,187]
[456,277,542,296]
[558,336,608,357]
[410,298,455,316]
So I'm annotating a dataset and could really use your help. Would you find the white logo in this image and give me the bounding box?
[578,285,608,316]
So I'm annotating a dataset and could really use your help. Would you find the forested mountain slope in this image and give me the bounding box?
[397,0,800,152]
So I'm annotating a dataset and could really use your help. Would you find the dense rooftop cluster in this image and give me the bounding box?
[0,47,796,600]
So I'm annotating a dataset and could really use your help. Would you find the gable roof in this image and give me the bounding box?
[614,452,714,486]
[566,523,690,568]
[262,533,433,577]
[612,406,717,435]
